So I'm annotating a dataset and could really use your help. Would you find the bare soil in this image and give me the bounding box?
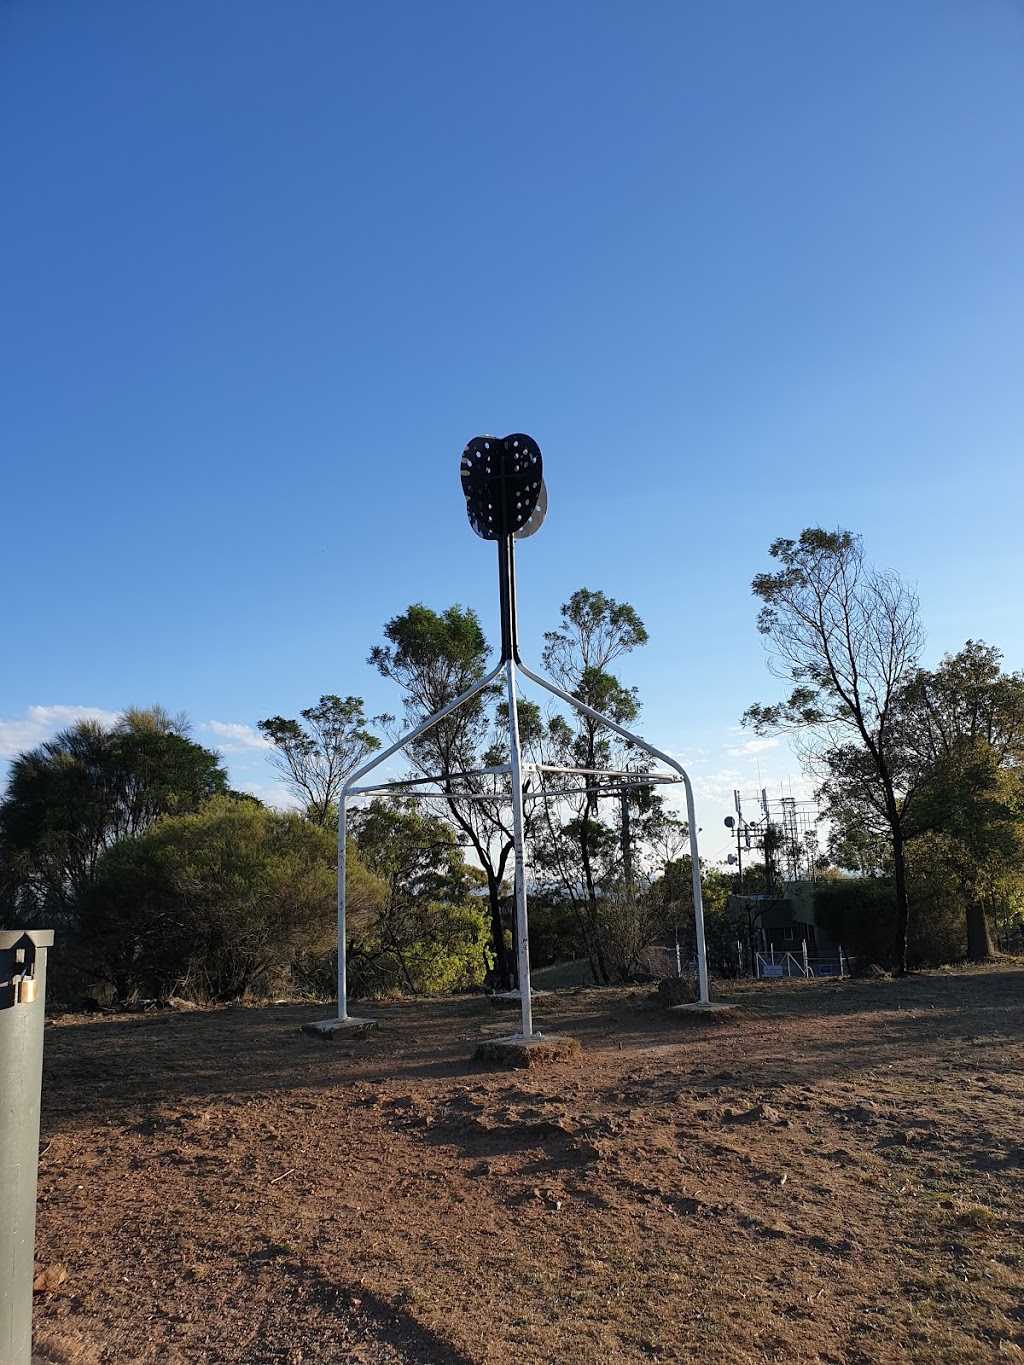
[31,966,1024,1364]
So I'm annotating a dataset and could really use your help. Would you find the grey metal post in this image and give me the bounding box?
[1,929,53,1365]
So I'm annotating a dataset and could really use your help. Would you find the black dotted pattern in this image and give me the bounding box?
[460,433,544,541]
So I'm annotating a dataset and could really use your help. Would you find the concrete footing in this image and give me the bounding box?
[488,988,552,1010]
[668,1001,738,1016]
[472,1032,580,1069]
[301,1016,376,1039]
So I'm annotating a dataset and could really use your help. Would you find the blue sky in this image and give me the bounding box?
[2,1,1023,865]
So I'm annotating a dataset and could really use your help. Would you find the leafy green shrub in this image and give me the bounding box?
[348,897,490,998]
[347,798,491,997]
[77,798,382,1002]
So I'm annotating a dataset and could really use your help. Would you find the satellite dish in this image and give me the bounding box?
[460,434,545,541]
[724,816,735,828]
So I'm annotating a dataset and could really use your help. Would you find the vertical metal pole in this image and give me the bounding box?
[497,531,535,1037]
[506,657,535,1039]
[682,775,710,1005]
[2,929,53,1365]
[337,793,348,1022]
[734,792,744,891]
[802,938,809,977]
[620,787,633,886]
[737,823,743,888]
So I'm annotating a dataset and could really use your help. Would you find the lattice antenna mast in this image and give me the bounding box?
[727,788,822,883]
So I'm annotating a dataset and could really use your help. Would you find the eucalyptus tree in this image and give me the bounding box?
[529,589,652,983]
[369,604,521,988]
[256,695,382,826]
[369,591,664,988]
[744,529,924,973]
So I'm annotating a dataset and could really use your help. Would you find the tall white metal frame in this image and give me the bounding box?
[334,665,711,1040]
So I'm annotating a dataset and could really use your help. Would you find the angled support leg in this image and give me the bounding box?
[306,661,506,1036]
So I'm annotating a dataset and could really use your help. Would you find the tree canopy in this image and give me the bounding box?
[532,589,655,983]
[1,707,229,925]
[900,643,1024,959]
[256,695,381,825]
[369,603,518,987]
[745,528,923,972]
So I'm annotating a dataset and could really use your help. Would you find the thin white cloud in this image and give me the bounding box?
[202,721,271,752]
[724,736,780,757]
[691,769,747,810]
[0,705,120,761]
[657,747,704,768]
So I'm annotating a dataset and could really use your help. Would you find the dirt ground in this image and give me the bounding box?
[30,965,1024,1365]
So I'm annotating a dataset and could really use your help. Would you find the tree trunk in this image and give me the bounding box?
[387,930,417,995]
[578,739,612,985]
[891,824,911,976]
[486,875,513,991]
[965,902,995,962]
[566,896,603,985]
[579,825,610,984]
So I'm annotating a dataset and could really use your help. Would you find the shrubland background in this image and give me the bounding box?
[4,539,1024,1006]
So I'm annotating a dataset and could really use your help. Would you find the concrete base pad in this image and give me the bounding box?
[668,1001,739,1015]
[489,988,552,1010]
[473,1032,581,1069]
[301,1016,376,1039]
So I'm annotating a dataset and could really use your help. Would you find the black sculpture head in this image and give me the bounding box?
[460,434,546,541]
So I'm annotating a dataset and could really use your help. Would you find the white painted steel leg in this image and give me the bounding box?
[337,793,348,1022]
[506,658,535,1039]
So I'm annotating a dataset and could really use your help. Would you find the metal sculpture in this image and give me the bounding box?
[460,433,546,543]
[318,435,711,1041]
